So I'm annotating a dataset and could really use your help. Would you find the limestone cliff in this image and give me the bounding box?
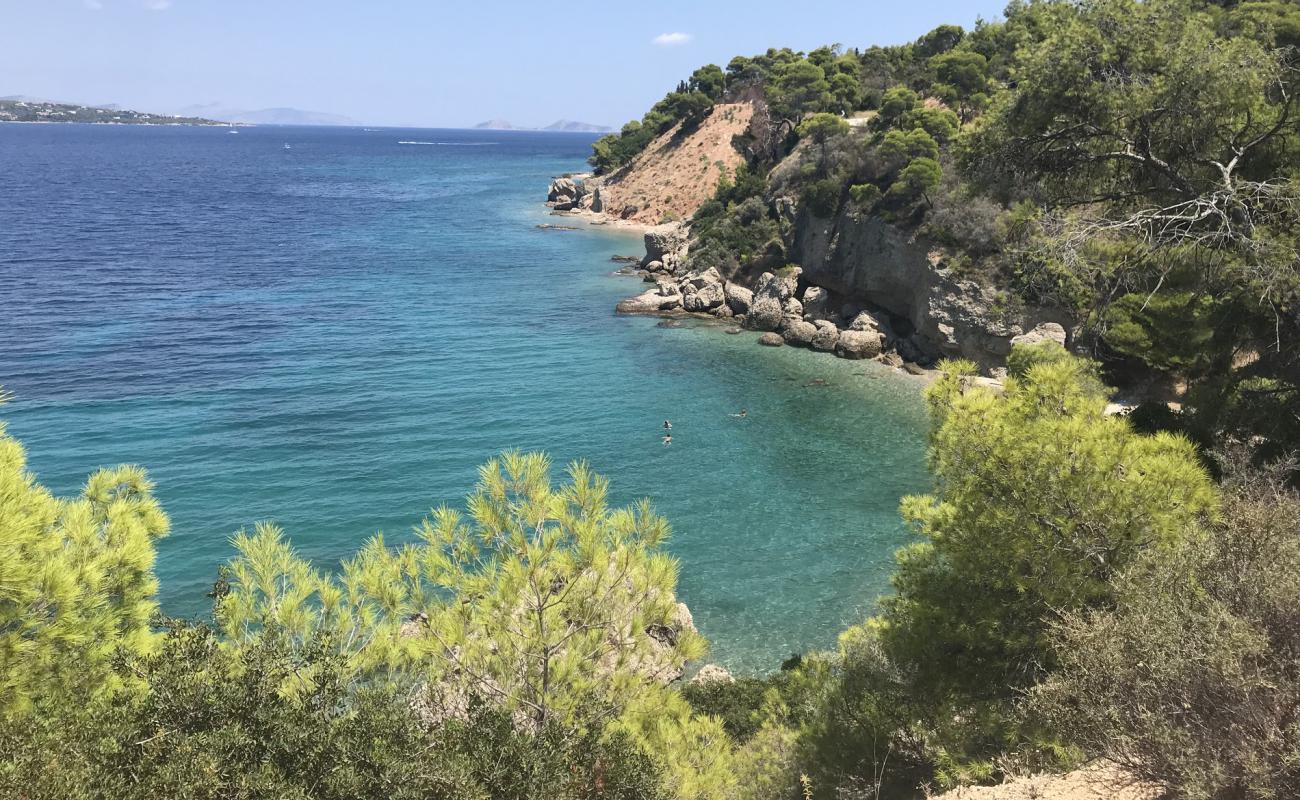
[792,206,1073,371]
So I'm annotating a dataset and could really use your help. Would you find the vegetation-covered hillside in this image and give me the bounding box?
[597,0,1300,468]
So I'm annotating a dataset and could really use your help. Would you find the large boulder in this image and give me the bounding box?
[783,297,804,318]
[744,297,784,331]
[616,283,682,314]
[781,318,818,346]
[590,186,605,213]
[684,267,723,290]
[754,269,800,303]
[724,282,753,315]
[810,320,840,352]
[849,310,885,333]
[548,177,578,202]
[1010,322,1068,349]
[837,329,883,360]
[758,332,785,347]
[801,285,833,320]
[642,222,688,271]
[683,282,725,312]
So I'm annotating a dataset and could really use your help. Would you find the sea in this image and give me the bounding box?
[0,123,930,670]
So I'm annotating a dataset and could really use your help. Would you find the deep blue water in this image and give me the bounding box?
[0,123,929,670]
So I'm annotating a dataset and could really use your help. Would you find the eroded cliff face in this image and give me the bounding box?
[587,103,756,226]
[793,205,1072,372]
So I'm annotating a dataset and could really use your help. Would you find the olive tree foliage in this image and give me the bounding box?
[0,394,170,714]
[215,451,733,798]
[1033,462,1300,800]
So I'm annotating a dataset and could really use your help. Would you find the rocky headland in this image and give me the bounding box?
[546,103,1071,380]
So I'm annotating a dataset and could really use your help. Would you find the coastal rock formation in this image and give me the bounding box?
[724,282,753,315]
[616,283,682,314]
[781,318,817,346]
[794,208,1071,372]
[642,222,690,273]
[758,332,785,347]
[547,177,579,203]
[810,320,840,352]
[837,329,883,359]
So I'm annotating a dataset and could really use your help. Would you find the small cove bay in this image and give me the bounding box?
[0,123,929,670]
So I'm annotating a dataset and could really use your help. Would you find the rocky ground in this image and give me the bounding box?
[931,762,1162,800]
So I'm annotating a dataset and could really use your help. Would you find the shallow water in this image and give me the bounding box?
[0,123,930,670]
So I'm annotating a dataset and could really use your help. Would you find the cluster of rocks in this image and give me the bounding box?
[618,261,903,364]
[547,175,605,213]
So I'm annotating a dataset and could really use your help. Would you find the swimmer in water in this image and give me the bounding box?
[731,409,748,418]
[663,433,672,445]
[663,420,672,430]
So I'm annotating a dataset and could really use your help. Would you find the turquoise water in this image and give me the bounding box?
[0,123,930,670]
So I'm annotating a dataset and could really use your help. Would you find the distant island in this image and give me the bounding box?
[474,118,613,132]
[0,98,224,126]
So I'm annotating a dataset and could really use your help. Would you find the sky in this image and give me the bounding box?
[1,0,1011,129]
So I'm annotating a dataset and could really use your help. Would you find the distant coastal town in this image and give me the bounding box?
[0,99,226,125]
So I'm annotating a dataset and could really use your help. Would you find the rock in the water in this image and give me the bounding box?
[590,186,605,213]
[745,297,784,331]
[547,177,578,202]
[811,320,841,351]
[724,282,753,315]
[552,200,577,211]
[616,284,682,314]
[690,664,736,686]
[644,260,666,273]
[781,318,817,346]
[837,329,883,359]
[758,332,785,347]
[683,282,725,312]
[1010,322,1068,349]
[713,303,735,319]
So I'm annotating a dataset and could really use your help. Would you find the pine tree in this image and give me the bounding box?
[0,393,170,714]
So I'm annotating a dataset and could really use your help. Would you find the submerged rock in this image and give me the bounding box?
[758,332,785,347]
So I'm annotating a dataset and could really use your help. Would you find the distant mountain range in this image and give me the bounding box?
[172,104,361,127]
[474,119,613,133]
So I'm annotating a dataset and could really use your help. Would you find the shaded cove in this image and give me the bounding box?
[0,123,929,670]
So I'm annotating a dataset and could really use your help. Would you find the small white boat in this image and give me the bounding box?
[283,143,291,149]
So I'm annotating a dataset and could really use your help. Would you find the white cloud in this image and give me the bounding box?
[652,32,692,47]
